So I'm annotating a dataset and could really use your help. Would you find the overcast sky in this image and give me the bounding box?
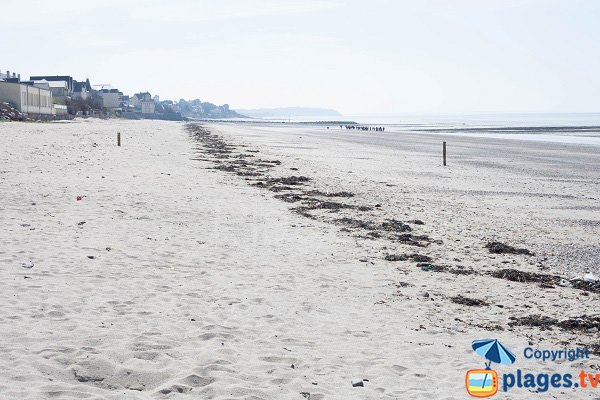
[2,0,599,115]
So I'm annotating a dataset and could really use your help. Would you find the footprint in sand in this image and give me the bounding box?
[180,374,215,387]
[157,384,192,395]
[391,364,408,376]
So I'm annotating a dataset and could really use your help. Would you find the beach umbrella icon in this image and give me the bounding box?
[472,339,516,368]
[466,340,515,397]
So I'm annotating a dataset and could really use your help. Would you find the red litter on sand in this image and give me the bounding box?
[76,195,84,201]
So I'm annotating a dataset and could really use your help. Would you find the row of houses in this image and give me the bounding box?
[0,68,163,118]
[0,70,68,116]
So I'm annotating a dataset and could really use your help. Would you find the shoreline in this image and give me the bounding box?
[187,118,600,146]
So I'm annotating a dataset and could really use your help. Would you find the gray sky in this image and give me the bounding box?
[2,0,599,114]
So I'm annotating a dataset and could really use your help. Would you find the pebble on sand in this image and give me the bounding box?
[351,378,365,387]
[21,260,34,269]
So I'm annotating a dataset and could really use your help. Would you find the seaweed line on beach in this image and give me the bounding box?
[186,123,435,247]
[186,124,599,297]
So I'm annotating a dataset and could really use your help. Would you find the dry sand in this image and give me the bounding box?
[0,119,598,399]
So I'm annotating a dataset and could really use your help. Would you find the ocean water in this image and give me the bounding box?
[273,112,600,127]
[258,113,600,146]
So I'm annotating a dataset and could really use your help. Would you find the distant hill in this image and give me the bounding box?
[235,107,342,118]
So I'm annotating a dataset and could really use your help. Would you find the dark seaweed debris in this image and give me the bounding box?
[257,159,281,165]
[334,217,379,230]
[488,268,560,285]
[304,190,355,198]
[274,195,355,210]
[417,263,476,275]
[417,263,448,272]
[384,254,408,262]
[410,254,433,262]
[385,253,432,263]
[509,315,600,332]
[395,233,432,247]
[570,279,600,293]
[268,185,295,192]
[290,206,316,219]
[274,193,305,203]
[485,241,533,255]
[484,268,599,294]
[335,218,430,246]
[381,219,412,233]
[450,295,489,307]
[301,199,353,211]
[236,171,262,177]
[267,176,311,185]
[213,164,237,172]
[187,125,277,178]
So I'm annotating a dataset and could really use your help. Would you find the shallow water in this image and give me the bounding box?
[256,113,600,146]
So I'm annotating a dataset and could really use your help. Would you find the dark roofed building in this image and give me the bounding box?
[131,92,153,109]
[133,92,152,100]
[73,79,92,93]
[29,75,74,93]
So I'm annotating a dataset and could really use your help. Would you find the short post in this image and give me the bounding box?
[117,132,121,147]
[443,141,446,166]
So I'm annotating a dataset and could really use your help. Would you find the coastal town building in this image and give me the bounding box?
[30,75,74,93]
[0,80,54,115]
[120,95,131,108]
[47,81,69,102]
[1,70,22,83]
[131,92,152,109]
[3,69,181,119]
[27,79,50,90]
[93,84,124,109]
[99,89,122,109]
[53,104,68,115]
[72,79,92,100]
[141,99,156,114]
[129,92,157,114]
[28,75,93,102]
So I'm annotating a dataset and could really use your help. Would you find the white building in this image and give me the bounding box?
[141,100,155,114]
[53,104,68,115]
[99,90,122,109]
[93,85,123,109]
[47,81,69,100]
[30,79,50,90]
[131,92,152,109]
[0,81,54,115]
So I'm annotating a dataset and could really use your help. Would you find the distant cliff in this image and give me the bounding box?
[235,107,342,118]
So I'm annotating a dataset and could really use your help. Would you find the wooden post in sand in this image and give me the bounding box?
[117,132,121,147]
[443,141,447,166]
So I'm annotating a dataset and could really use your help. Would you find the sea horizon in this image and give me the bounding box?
[250,111,600,126]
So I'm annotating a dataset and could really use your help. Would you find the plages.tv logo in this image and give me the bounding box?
[466,339,516,398]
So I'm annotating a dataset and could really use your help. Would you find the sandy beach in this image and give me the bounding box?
[1,119,599,399]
